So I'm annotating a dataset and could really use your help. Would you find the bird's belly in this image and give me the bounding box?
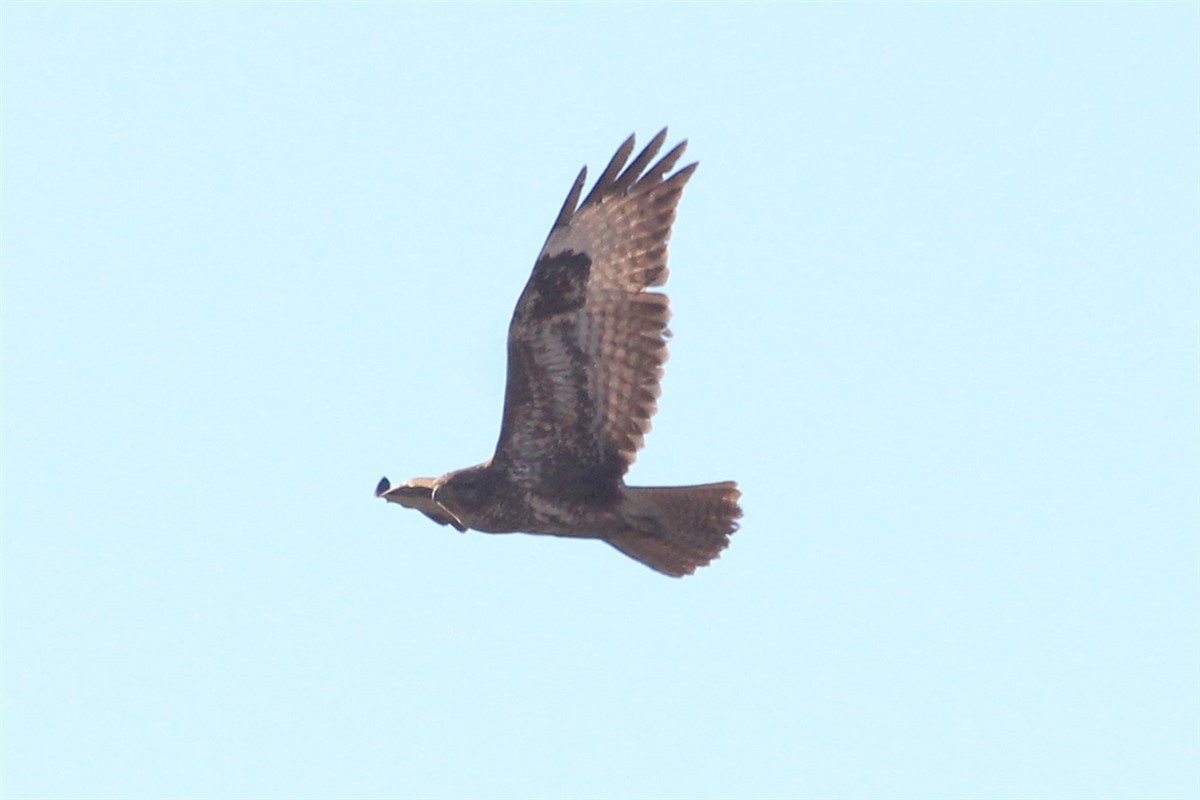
[463,493,617,540]
[521,494,621,539]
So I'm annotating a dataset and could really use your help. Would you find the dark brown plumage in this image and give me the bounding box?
[377,130,741,577]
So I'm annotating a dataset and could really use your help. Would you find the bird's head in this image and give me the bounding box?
[376,475,466,531]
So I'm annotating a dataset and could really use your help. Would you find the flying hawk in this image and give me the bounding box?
[377,130,741,577]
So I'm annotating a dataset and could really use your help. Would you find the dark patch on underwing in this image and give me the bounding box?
[522,251,591,319]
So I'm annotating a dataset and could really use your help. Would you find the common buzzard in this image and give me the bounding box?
[377,130,742,577]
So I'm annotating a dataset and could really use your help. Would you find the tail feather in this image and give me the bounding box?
[607,482,742,577]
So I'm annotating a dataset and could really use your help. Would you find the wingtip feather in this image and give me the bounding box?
[550,165,588,233]
[581,133,636,208]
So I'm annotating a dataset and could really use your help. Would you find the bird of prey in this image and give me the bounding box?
[377,130,741,577]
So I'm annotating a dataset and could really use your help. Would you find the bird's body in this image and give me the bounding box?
[377,130,741,577]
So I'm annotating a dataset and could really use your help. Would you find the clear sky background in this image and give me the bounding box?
[4,4,1198,799]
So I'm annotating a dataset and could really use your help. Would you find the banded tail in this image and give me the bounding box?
[607,482,743,577]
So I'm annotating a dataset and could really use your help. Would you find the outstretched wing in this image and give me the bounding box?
[493,129,695,490]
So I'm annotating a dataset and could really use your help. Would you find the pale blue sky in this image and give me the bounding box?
[4,3,1198,799]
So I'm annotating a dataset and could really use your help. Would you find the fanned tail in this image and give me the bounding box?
[606,482,742,577]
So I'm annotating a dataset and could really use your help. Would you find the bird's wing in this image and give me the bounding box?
[375,476,467,532]
[493,130,695,488]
